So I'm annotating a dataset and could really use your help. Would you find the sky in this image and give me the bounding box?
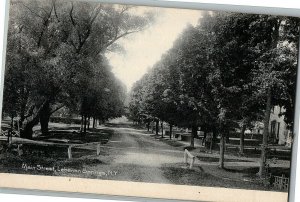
[106,6,202,92]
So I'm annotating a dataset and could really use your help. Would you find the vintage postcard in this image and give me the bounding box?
[0,0,299,201]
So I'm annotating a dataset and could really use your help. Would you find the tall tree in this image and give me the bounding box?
[4,0,153,138]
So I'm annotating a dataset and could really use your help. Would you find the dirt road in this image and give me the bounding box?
[98,123,184,183]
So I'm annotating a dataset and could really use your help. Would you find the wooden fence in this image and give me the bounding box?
[273,174,289,191]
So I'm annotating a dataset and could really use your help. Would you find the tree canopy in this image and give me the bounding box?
[128,11,299,174]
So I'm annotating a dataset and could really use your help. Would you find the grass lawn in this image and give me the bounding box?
[196,156,252,163]
[0,123,113,177]
[161,163,288,192]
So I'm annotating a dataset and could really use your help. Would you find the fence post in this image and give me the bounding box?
[17,145,23,156]
[184,149,195,169]
[280,174,284,190]
[68,146,72,159]
[8,130,12,145]
[96,144,100,155]
[184,150,187,164]
[190,156,195,169]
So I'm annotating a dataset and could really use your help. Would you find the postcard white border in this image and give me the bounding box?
[0,173,289,202]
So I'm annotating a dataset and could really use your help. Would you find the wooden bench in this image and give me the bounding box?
[175,133,192,141]
[66,142,105,159]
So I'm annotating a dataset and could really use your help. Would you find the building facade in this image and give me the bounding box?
[249,106,293,146]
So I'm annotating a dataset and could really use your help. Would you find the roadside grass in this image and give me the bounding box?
[159,139,186,148]
[34,127,112,144]
[105,122,145,130]
[196,156,252,163]
[218,147,291,161]
[161,163,286,191]
[0,149,108,176]
[0,124,114,176]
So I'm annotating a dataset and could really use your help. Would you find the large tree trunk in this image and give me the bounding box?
[19,94,28,128]
[155,119,159,136]
[10,114,14,129]
[191,125,197,148]
[151,121,154,133]
[147,121,150,132]
[87,116,90,130]
[239,124,246,155]
[219,134,225,168]
[212,127,218,150]
[83,115,87,134]
[39,101,51,136]
[20,114,40,139]
[202,131,207,146]
[20,101,48,139]
[169,124,173,139]
[80,115,84,132]
[161,121,164,138]
[259,88,272,177]
[8,114,14,143]
[93,118,96,129]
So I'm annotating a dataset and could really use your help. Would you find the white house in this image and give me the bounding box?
[247,106,293,147]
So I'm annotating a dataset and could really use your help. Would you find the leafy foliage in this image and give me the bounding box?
[3,0,153,138]
[128,11,299,170]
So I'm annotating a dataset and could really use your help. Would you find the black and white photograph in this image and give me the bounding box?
[0,0,299,201]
